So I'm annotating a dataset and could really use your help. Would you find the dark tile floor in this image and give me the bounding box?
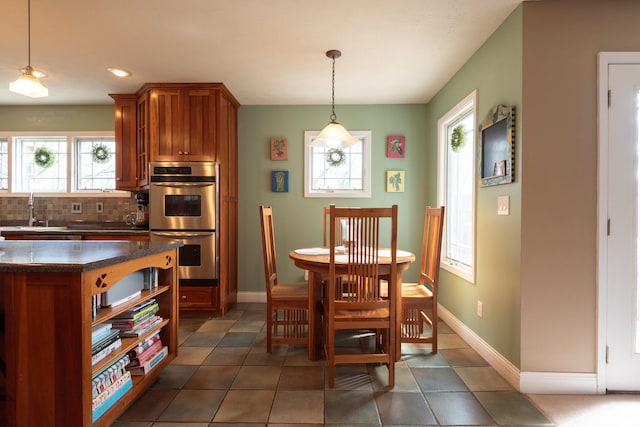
[112,303,554,426]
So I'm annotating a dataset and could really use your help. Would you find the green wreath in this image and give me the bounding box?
[91,143,111,164]
[326,148,346,167]
[34,146,55,168]
[450,124,467,153]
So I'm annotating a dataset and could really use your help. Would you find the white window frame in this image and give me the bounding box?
[0,131,123,196]
[303,130,372,198]
[437,90,477,283]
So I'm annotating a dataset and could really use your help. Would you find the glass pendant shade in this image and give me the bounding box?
[315,121,360,148]
[10,67,48,98]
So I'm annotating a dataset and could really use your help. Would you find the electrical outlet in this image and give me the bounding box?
[477,301,483,318]
[497,195,510,215]
[71,202,82,214]
[96,202,104,213]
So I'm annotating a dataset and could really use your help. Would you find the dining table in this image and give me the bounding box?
[289,247,415,361]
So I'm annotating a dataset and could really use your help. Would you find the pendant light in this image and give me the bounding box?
[314,50,359,148]
[9,0,48,98]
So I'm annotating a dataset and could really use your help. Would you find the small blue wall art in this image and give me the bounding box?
[271,170,289,192]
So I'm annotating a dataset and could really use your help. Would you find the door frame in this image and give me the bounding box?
[596,51,640,394]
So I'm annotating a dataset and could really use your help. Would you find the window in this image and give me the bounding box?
[437,90,476,282]
[0,138,8,190]
[304,130,371,198]
[2,132,116,193]
[76,137,116,191]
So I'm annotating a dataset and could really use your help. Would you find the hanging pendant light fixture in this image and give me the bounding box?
[9,0,48,98]
[314,50,359,148]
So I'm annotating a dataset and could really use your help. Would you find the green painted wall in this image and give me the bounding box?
[0,105,113,131]
[425,6,523,366]
[238,104,430,293]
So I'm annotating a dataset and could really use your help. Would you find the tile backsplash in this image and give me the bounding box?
[0,195,137,225]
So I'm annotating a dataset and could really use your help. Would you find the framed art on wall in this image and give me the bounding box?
[271,170,289,192]
[386,136,405,158]
[386,170,405,192]
[270,137,288,160]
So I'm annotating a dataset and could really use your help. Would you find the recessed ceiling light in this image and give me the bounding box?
[107,67,132,78]
[19,67,47,78]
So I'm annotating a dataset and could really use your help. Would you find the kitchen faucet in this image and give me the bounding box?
[28,192,37,226]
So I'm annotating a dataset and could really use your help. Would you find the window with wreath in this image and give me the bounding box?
[437,90,476,283]
[4,133,116,193]
[304,130,371,198]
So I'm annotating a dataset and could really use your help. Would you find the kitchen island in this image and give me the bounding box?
[0,240,180,426]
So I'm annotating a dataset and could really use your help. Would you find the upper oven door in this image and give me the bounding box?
[149,162,218,230]
[150,181,216,230]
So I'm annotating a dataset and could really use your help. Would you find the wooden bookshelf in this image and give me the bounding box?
[0,241,179,426]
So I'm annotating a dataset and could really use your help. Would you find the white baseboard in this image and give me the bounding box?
[438,305,600,394]
[520,371,598,394]
[438,304,521,390]
[238,291,266,303]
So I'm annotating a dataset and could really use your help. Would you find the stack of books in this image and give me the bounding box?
[91,323,121,366]
[92,354,132,422]
[111,299,162,338]
[125,332,168,375]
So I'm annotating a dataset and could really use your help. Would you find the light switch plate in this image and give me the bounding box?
[497,195,510,215]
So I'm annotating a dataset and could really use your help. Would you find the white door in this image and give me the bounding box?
[606,63,640,391]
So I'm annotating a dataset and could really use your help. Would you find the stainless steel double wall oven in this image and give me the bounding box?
[149,161,218,286]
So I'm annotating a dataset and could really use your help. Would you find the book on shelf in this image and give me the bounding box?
[91,329,120,355]
[128,339,163,367]
[117,315,163,338]
[114,298,156,317]
[127,346,168,376]
[92,337,122,366]
[111,301,159,325]
[92,354,130,399]
[91,323,113,345]
[127,332,161,359]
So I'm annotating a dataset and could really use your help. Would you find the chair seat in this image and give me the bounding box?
[271,283,308,300]
[335,307,389,320]
[401,282,433,299]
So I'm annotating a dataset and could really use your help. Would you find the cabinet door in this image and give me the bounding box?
[112,95,138,190]
[150,89,184,161]
[137,94,150,187]
[182,89,216,161]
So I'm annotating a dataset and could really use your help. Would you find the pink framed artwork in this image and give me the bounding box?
[270,137,288,160]
[386,136,405,158]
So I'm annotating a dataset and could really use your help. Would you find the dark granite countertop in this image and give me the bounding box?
[0,240,181,272]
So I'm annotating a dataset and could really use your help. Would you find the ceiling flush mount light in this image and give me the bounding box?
[9,0,48,98]
[107,67,132,78]
[314,49,359,149]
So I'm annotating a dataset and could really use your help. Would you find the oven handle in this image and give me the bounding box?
[151,232,213,238]
[150,182,215,188]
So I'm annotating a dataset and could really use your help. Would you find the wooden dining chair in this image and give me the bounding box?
[259,205,309,352]
[323,206,345,247]
[400,206,444,352]
[324,205,398,388]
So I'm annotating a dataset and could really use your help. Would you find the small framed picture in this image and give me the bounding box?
[386,136,405,158]
[271,170,289,192]
[386,170,405,192]
[270,137,288,160]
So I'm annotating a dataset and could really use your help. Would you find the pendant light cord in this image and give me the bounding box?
[27,0,32,68]
[330,54,336,122]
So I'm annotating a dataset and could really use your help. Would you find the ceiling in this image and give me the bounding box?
[0,0,522,106]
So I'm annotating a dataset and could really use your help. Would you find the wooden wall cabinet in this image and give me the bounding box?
[111,94,138,190]
[111,82,239,315]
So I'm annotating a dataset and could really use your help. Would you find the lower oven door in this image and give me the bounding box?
[150,231,217,284]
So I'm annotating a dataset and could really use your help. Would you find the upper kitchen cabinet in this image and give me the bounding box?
[110,94,138,190]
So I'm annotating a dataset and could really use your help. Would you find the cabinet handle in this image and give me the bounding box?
[181,295,187,299]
